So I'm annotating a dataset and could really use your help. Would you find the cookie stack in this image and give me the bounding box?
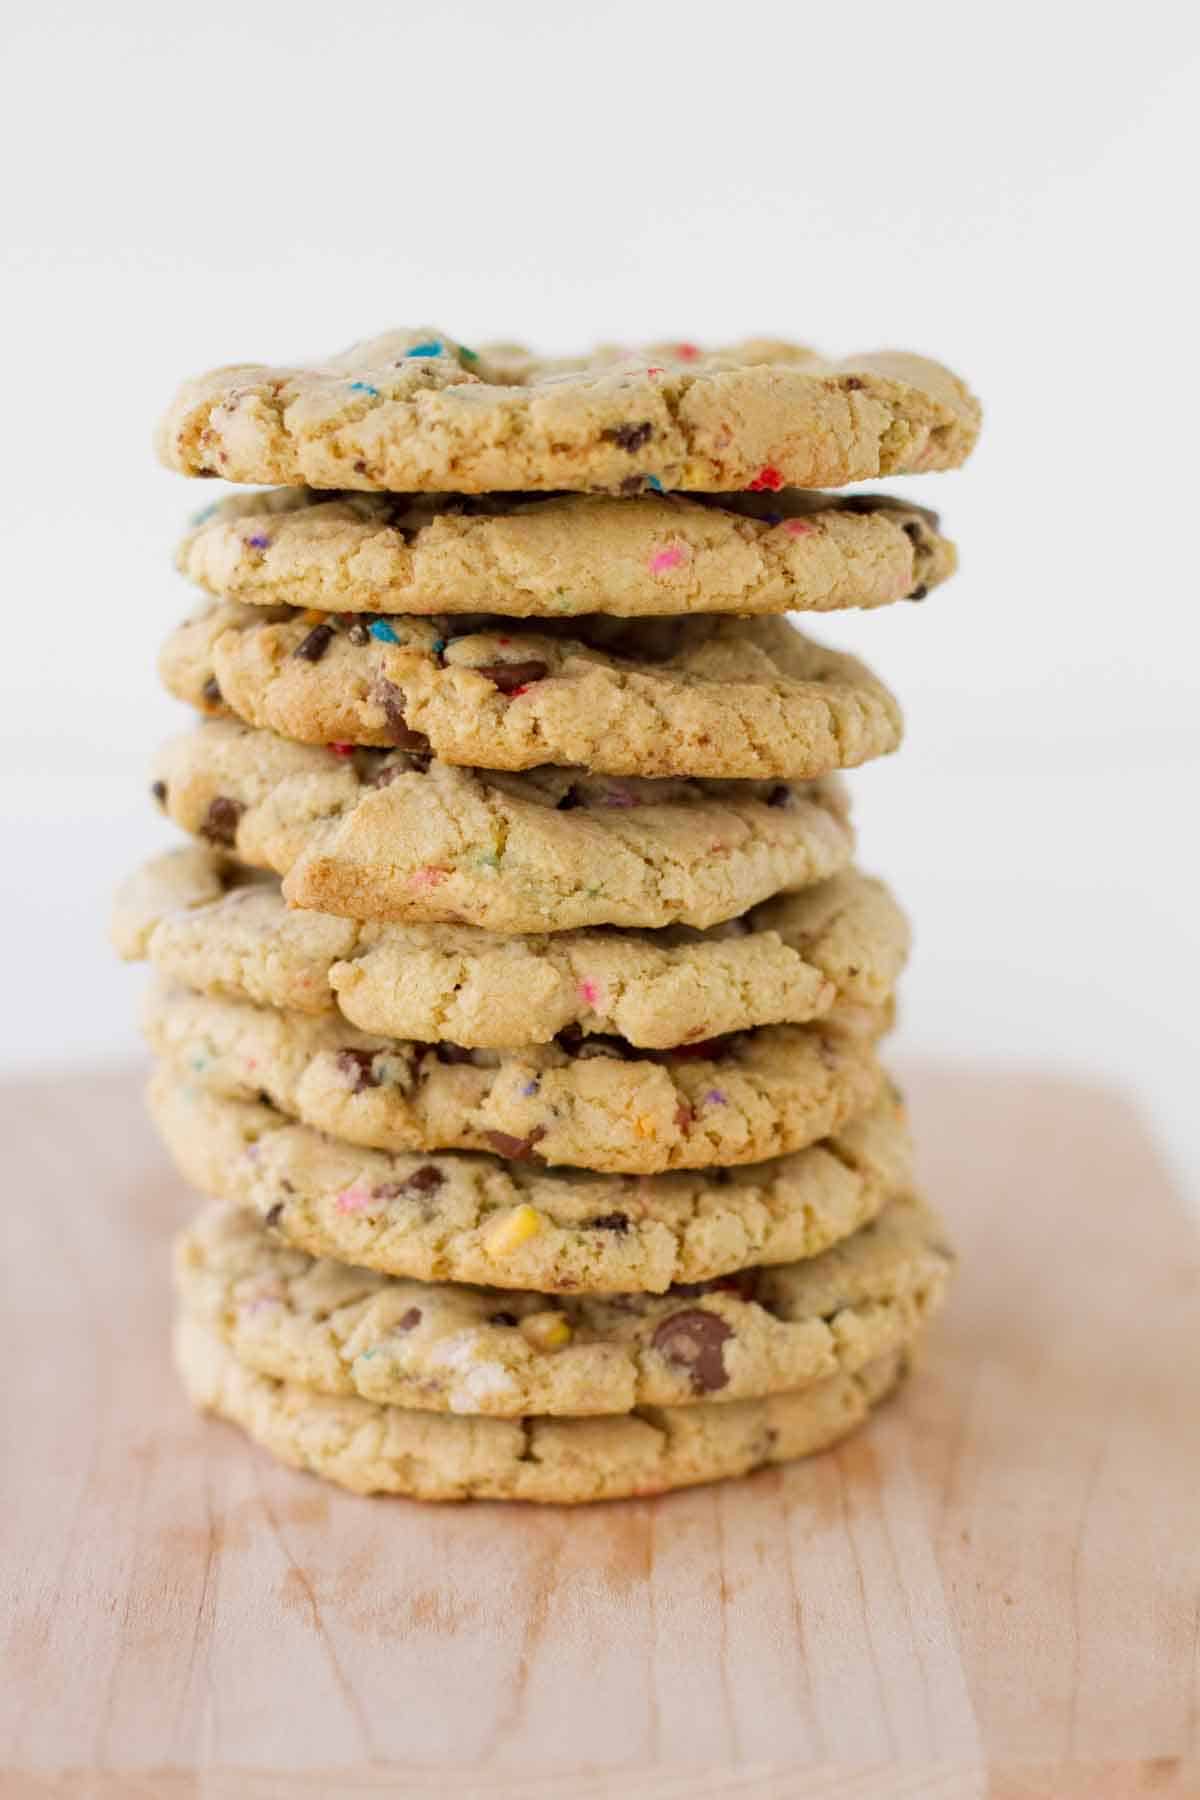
[114,330,979,1503]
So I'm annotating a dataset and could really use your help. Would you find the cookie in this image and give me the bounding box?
[176,488,956,619]
[114,849,909,1050]
[148,1074,913,1293]
[175,1313,909,1501]
[160,605,903,781]
[142,979,887,1174]
[153,720,855,932]
[156,330,980,492]
[176,1192,951,1416]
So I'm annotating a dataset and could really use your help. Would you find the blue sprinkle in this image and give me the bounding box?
[190,502,219,526]
[406,340,444,359]
[646,475,665,493]
[369,620,400,643]
[431,639,447,658]
[349,381,380,396]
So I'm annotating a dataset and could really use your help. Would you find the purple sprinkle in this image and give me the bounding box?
[703,1089,727,1106]
[246,533,271,550]
[520,1078,540,1097]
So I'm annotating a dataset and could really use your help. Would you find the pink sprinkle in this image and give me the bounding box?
[646,366,664,376]
[242,1293,281,1315]
[785,519,816,537]
[648,544,685,574]
[601,787,637,808]
[336,1183,374,1215]
[675,343,700,361]
[245,1057,258,1072]
[408,866,448,890]
[577,979,600,1006]
[329,742,356,758]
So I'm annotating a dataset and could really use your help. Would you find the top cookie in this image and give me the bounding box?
[156,330,980,493]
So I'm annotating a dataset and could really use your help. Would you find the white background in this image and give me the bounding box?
[2,1,1198,1194]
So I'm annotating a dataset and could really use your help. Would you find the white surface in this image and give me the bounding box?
[1,2,1198,1193]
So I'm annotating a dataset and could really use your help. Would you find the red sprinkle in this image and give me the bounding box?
[747,466,785,492]
[674,1103,694,1131]
[675,343,700,360]
[646,366,664,376]
[784,518,816,537]
[329,742,356,758]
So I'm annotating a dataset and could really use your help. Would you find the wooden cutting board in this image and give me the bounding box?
[0,1062,1196,1799]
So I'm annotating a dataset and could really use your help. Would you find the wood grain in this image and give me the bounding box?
[0,1062,1197,1799]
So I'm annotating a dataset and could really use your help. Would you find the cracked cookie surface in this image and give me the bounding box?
[114,849,909,1050]
[143,979,888,1175]
[174,1315,910,1501]
[177,487,956,618]
[156,329,980,493]
[161,605,902,781]
[176,1193,950,1416]
[149,1074,913,1293]
[153,720,855,932]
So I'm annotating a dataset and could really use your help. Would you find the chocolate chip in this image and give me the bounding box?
[397,1307,422,1331]
[263,1201,284,1228]
[901,520,924,545]
[489,1311,519,1327]
[651,1309,733,1391]
[346,620,372,645]
[766,784,791,807]
[294,622,335,662]
[201,675,222,706]
[836,496,880,515]
[909,584,928,602]
[373,677,430,750]
[434,1043,477,1065]
[201,796,244,846]
[589,1211,630,1234]
[336,1048,379,1092]
[844,376,864,390]
[484,1128,546,1161]
[604,421,653,453]
[150,780,167,808]
[373,1163,445,1201]
[473,660,549,696]
[555,786,581,810]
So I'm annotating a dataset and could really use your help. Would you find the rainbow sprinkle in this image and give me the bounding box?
[349,381,380,396]
[335,1183,374,1215]
[369,620,400,644]
[648,544,685,574]
[406,341,444,359]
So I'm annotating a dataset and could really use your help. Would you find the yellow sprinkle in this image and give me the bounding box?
[520,1311,572,1351]
[635,1115,656,1138]
[483,1203,542,1258]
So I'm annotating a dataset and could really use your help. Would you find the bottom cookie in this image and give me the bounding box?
[174,1313,909,1503]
